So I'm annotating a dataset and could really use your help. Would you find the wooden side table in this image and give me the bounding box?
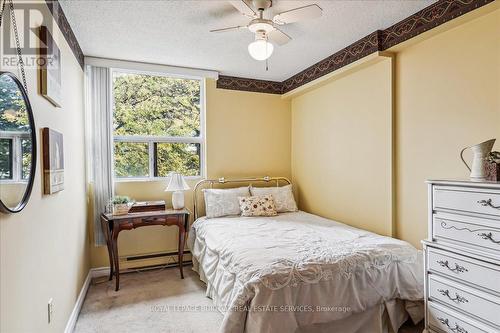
[100,209,190,291]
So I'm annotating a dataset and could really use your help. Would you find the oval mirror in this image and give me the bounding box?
[0,72,36,214]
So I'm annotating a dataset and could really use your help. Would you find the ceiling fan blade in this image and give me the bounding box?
[273,4,322,25]
[228,0,256,17]
[210,26,247,33]
[268,29,291,46]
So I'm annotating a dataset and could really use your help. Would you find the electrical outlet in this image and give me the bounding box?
[47,298,54,324]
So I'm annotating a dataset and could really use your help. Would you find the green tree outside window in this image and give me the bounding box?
[112,72,202,178]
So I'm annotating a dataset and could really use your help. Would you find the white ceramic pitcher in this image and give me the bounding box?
[460,139,496,180]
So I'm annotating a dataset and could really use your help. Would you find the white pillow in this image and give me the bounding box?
[203,186,250,218]
[250,184,298,213]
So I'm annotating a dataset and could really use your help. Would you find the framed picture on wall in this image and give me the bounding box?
[39,26,61,107]
[42,128,64,194]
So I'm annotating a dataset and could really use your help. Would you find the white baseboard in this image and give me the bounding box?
[64,271,92,333]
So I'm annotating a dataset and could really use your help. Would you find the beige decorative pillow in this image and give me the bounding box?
[239,195,278,217]
[250,184,298,213]
[203,186,251,218]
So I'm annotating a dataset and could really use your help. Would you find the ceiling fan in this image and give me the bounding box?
[210,0,322,61]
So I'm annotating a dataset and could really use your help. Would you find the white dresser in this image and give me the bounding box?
[423,180,500,333]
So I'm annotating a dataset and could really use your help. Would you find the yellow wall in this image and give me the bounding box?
[90,79,291,268]
[394,8,500,247]
[205,79,291,178]
[291,58,394,237]
[290,8,500,248]
[0,3,90,333]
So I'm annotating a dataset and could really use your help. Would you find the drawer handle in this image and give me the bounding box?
[437,317,468,333]
[477,199,500,210]
[436,260,468,273]
[477,232,500,245]
[438,289,469,304]
[143,218,157,223]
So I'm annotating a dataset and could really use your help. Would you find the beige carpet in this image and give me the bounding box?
[74,267,223,333]
[75,266,423,333]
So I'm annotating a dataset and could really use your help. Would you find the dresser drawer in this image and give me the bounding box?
[427,247,500,295]
[433,213,500,256]
[428,301,499,333]
[433,186,500,218]
[428,275,500,327]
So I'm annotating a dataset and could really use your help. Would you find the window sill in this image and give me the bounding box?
[0,180,28,185]
[113,176,203,184]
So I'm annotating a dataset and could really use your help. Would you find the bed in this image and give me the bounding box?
[188,177,424,333]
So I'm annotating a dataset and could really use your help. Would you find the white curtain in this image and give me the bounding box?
[85,66,114,246]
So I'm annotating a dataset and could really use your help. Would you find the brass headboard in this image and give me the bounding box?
[193,176,291,220]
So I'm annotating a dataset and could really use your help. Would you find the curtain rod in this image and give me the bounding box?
[84,56,219,80]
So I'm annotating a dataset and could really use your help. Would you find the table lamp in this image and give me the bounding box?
[165,173,190,209]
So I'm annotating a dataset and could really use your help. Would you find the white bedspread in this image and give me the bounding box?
[189,211,424,333]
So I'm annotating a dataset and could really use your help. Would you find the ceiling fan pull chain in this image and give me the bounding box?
[8,0,28,92]
[265,35,269,71]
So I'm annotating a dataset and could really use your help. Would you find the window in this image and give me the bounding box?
[0,94,31,182]
[0,134,31,182]
[112,69,204,180]
[0,138,13,179]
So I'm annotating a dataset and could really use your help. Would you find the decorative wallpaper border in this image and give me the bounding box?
[379,0,494,50]
[45,0,84,69]
[218,0,494,95]
[281,31,382,93]
[216,75,283,95]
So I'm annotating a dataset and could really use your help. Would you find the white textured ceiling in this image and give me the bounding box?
[59,0,436,81]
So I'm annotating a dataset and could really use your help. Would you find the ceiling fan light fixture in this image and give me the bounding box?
[212,0,323,63]
[248,39,274,61]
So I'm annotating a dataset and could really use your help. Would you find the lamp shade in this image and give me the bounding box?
[165,173,190,192]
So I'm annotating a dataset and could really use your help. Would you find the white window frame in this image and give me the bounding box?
[0,131,30,184]
[110,68,206,182]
